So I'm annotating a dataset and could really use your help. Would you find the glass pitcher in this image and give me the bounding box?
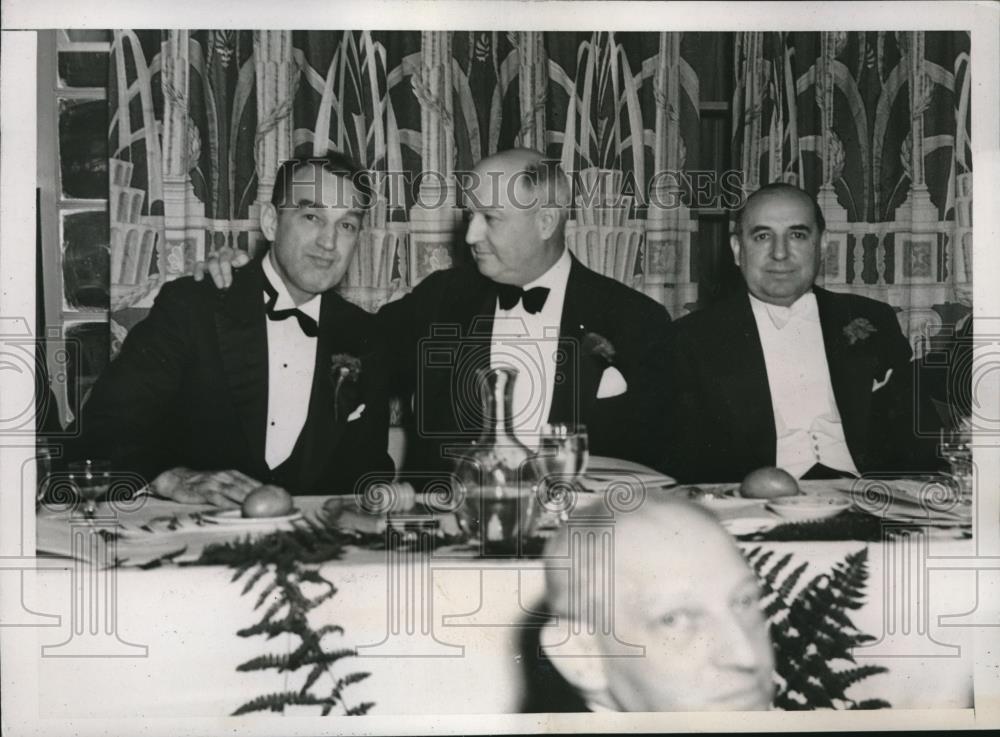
[451,367,543,554]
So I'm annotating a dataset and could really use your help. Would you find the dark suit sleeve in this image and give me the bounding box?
[66,280,195,483]
[376,270,449,397]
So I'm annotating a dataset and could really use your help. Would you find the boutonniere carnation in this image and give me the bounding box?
[581,330,616,366]
[843,318,877,346]
[330,353,362,421]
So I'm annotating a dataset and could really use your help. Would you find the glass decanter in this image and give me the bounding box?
[451,367,542,554]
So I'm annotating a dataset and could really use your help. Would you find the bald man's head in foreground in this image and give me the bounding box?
[540,498,775,712]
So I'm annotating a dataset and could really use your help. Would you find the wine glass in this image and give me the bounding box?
[66,460,112,519]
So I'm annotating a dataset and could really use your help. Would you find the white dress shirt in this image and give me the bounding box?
[749,291,859,478]
[262,255,321,469]
[490,248,572,448]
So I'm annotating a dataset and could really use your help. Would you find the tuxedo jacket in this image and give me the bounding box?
[378,256,672,475]
[664,286,939,483]
[69,259,393,495]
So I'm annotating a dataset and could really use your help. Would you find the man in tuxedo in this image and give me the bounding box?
[203,148,671,474]
[666,182,936,483]
[70,152,393,506]
[536,497,774,711]
[380,148,673,474]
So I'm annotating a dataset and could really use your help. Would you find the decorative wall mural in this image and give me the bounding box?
[101,30,969,356]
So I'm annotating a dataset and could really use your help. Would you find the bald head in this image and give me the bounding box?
[463,148,571,285]
[541,496,774,712]
[472,148,573,211]
[544,498,743,618]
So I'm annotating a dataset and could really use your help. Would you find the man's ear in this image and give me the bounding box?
[729,233,742,264]
[260,202,278,242]
[819,229,830,257]
[539,619,611,700]
[536,207,561,242]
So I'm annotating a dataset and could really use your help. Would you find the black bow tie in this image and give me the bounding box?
[263,278,319,337]
[496,283,550,314]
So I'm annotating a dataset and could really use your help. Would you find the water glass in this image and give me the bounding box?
[538,423,589,481]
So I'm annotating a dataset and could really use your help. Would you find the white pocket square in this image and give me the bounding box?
[347,403,366,422]
[596,367,628,399]
[872,369,893,392]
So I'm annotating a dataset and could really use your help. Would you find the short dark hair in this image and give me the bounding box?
[270,151,375,211]
[732,182,826,235]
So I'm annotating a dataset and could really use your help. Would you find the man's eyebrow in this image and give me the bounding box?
[748,223,812,233]
[645,603,700,625]
[288,199,364,213]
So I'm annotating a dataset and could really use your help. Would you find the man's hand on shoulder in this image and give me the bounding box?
[149,466,265,508]
[191,246,250,290]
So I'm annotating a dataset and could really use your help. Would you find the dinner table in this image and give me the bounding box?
[29,457,979,719]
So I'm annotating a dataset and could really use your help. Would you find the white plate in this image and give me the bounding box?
[766,495,851,521]
[205,509,303,525]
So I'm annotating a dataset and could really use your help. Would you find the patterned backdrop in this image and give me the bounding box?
[99,30,971,360]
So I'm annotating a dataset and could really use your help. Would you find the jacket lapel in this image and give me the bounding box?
[454,271,497,431]
[214,259,270,478]
[815,287,875,464]
[713,292,777,464]
[293,291,359,490]
[551,258,601,424]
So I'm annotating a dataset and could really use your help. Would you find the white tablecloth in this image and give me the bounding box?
[30,492,978,717]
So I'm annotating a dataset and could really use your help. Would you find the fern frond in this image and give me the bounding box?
[237,652,292,672]
[851,698,891,709]
[301,662,327,694]
[764,546,888,710]
[241,563,271,595]
[753,549,776,577]
[314,624,346,638]
[231,690,324,716]
[253,579,280,610]
[346,701,375,715]
[762,552,793,590]
[776,561,809,601]
[330,671,371,702]
[237,614,297,639]
[831,664,889,692]
[743,545,763,565]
